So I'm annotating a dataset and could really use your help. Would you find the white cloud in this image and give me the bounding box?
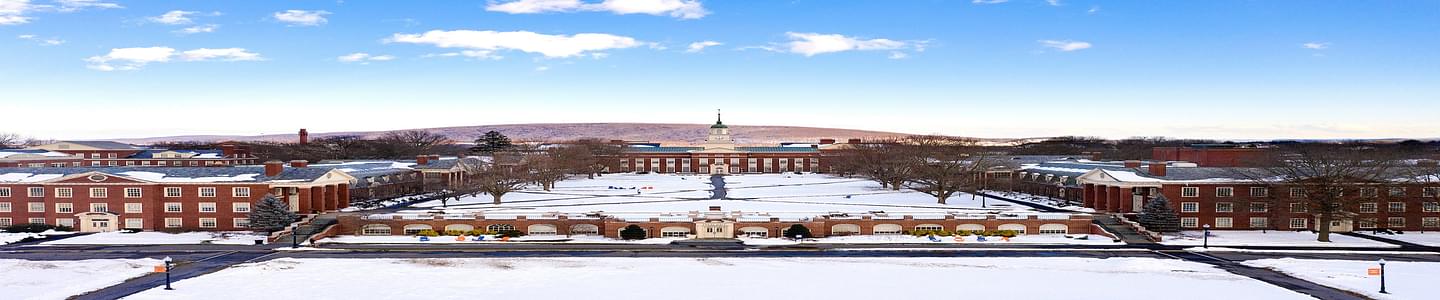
[685,40,721,53]
[972,0,1009,4]
[388,29,642,58]
[1302,42,1329,50]
[86,46,261,71]
[887,51,907,59]
[149,10,195,24]
[1038,39,1092,52]
[273,10,330,26]
[1046,0,1061,6]
[486,0,708,19]
[3,0,122,25]
[337,52,396,63]
[534,66,550,72]
[16,33,60,45]
[176,24,218,34]
[55,0,120,12]
[1,0,35,25]
[1088,5,1099,14]
[781,32,909,57]
[15,34,32,38]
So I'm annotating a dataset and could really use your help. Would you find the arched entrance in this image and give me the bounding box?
[710,163,729,175]
[76,212,118,232]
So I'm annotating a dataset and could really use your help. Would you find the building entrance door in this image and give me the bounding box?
[76,212,119,232]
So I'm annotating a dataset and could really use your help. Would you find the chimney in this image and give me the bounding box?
[820,139,836,145]
[264,161,284,177]
[416,155,430,165]
[298,128,309,145]
[1124,160,1142,168]
[847,138,862,144]
[220,144,236,157]
[289,160,308,168]
[1148,163,1167,177]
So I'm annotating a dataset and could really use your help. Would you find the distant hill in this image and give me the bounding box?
[112,123,923,145]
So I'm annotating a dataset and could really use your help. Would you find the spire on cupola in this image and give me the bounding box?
[711,109,728,128]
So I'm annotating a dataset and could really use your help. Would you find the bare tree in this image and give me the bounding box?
[378,130,453,158]
[526,152,570,191]
[0,133,23,149]
[456,156,532,205]
[1234,144,1404,242]
[830,139,912,190]
[900,136,1001,204]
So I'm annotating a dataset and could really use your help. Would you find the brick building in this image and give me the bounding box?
[618,113,843,174]
[1152,144,1269,167]
[24,141,260,167]
[0,149,84,167]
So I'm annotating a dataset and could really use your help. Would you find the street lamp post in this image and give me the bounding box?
[291,225,300,249]
[1202,224,1211,249]
[1378,259,1389,294]
[162,256,174,290]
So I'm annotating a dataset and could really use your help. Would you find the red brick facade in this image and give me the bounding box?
[337,213,1097,238]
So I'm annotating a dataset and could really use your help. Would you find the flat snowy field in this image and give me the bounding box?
[317,234,1120,245]
[1360,232,1440,246]
[1160,231,1398,248]
[1,230,75,245]
[124,257,1310,300]
[1244,258,1439,300]
[1,258,159,300]
[404,173,1027,216]
[40,231,267,245]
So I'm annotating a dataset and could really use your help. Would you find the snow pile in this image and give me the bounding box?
[122,257,1311,300]
[0,258,160,300]
[1244,258,1439,300]
[41,231,266,245]
[1160,231,1399,248]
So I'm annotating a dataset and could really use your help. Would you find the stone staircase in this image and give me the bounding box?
[272,214,338,247]
[1094,215,1158,245]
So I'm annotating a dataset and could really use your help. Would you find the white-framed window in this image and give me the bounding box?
[233,218,250,228]
[1389,202,1406,213]
[1216,187,1234,197]
[0,187,9,197]
[56,218,74,227]
[125,203,142,213]
[28,217,46,225]
[361,224,391,235]
[1180,202,1199,213]
[1290,188,1306,198]
[233,187,251,198]
[233,202,251,213]
[199,187,217,197]
[1424,202,1439,213]
[1424,187,1440,198]
[55,203,73,213]
[0,202,9,212]
[1249,217,1269,228]
[0,217,10,227]
[164,187,181,197]
[1181,187,1199,198]
[124,187,141,198]
[27,187,43,197]
[1359,202,1378,213]
[89,203,107,213]
[199,202,217,213]
[1290,202,1308,213]
[165,202,182,213]
[1289,218,1308,229]
[1423,217,1439,228]
[107,153,117,158]
[165,218,182,228]
[1359,187,1378,198]
[88,187,106,198]
[1180,217,1198,228]
[199,218,217,228]
[28,202,44,213]
[1215,202,1234,213]
[1215,217,1233,228]
[1388,217,1406,228]
[1358,218,1377,229]
[1249,202,1268,213]
[124,218,142,229]
[90,161,100,166]
[1389,187,1407,197]
[55,188,73,198]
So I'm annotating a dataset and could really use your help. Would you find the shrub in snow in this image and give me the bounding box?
[620,225,647,240]
[783,224,813,239]
[248,195,299,232]
[1138,195,1181,233]
[4,224,61,233]
[467,229,490,236]
[494,230,525,238]
[415,229,440,237]
[443,230,467,236]
[910,229,954,237]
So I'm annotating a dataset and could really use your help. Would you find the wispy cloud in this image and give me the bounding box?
[766,32,923,58]
[486,0,708,20]
[1038,39,1092,52]
[1046,0,1061,6]
[972,0,1008,4]
[388,29,643,58]
[176,24,218,35]
[685,40,722,53]
[86,47,262,71]
[1087,5,1099,14]
[54,0,120,12]
[148,10,196,24]
[337,52,395,64]
[3,0,121,25]
[1302,42,1329,50]
[17,33,62,45]
[273,10,330,26]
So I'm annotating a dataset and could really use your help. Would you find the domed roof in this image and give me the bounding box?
[710,110,728,128]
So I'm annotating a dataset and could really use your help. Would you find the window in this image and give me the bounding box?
[165,202,182,213]
[1360,187,1378,198]
[403,224,433,235]
[233,187,251,197]
[164,187,181,197]
[914,224,943,231]
[0,217,10,227]
[1424,187,1439,198]
[1249,186,1269,196]
[28,217,46,225]
[1180,217,1198,228]
[1216,187,1234,197]
[199,187,217,197]
[1359,203,1378,213]
[1388,217,1406,228]
[55,203,73,213]
[89,203,108,213]
[1389,187,1407,197]
[91,161,101,166]
[56,218,74,227]
[55,188,73,198]
[1290,202,1308,213]
[29,202,44,212]
[1388,202,1406,213]
[199,218,217,228]
[1215,202,1234,213]
[125,203,142,213]
[27,187,43,197]
[199,202,217,213]
[1289,218,1308,229]
[1037,224,1068,235]
[1214,217,1233,228]
[89,188,107,198]
[0,187,9,197]
[361,224,392,235]
[1249,202,1268,213]
[1249,217,1269,228]
[124,188,141,198]
[165,218,182,228]
[1358,218,1377,229]
[1424,217,1439,228]
[1425,202,1439,213]
[233,218,250,228]
[1290,188,1306,198]
[0,202,9,212]
[1180,202,1199,213]
[1181,187,1199,198]
[124,218,142,229]
[233,202,251,213]
[486,224,516,232]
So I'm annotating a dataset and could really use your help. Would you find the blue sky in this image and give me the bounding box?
[2,0,1437,140]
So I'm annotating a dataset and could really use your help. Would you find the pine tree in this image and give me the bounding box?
[620,225,647,240]
[248,195,299,232]
[1138,194,1181,233]
[471,131,513,154]
[782,224,813,239]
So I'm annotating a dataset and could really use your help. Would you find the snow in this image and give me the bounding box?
[116,171,259,183]
[0,172,65,183]
[122,257,1311,300]
[317,235,683,245]
[40,231,267,245]
[1,232,42,244]
[1243,258,1440,300]
[1,258,160,300]
[0,150,72,158]
[1360,232,1440,247]
[1160,231,1399,248]
[801,234,1120,245]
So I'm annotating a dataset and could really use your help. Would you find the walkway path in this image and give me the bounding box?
[1340,232,1436,251]
[71,250,275,300]
[709,175,727,199]
[1093,215,1159,246]
[1157,250,1370,300]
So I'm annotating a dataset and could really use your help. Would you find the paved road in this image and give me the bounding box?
[70,250,275,300]
[1158,250,1370,300]
[709,174,727,199]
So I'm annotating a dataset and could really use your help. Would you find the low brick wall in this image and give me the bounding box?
[338,213,1098,238]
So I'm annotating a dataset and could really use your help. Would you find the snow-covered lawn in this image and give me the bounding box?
[123,257,1311,300]
[1160,231,1399,248]
[317,235,683,245]
[1,258,159,300]
[983,190,1096,212]
[1,230,76,245]
[40,231,267,245]
[1360,232,1440,247]
[1244,258,1440,300]
[797,234,1120,245]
